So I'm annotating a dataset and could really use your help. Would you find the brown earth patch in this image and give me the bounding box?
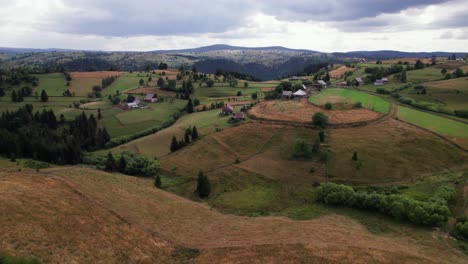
[126,87,176,97]
[249,100,381,125]
[71,71,125,79]
[330,66,355,79]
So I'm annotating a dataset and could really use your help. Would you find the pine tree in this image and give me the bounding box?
[400,70,407,83]
[40,89,48,102]
[97,108,102,120]
[154,175,162,188]
[11,90,17,102]
[184,130,191,144]
[196,170,211,198]
[105,152,117,171]
[170,136,179,152]
[319,130,325,142]
[186,99,194,113]
[118,155,127,173]
[191,126,198,141]
[102,128,111,145]
[352,152,358,161]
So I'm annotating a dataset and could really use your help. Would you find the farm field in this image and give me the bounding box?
[3,164,465,263]
[112,108,239,158]
[327,118,467,184]
[33,73,67,96]
[101,73,143,96]
[406,67,445,82]
[329,66,355,79]
[249,99,381,124]
[69,71,124,96]
[397,106,468,149]
[309,88,391,113]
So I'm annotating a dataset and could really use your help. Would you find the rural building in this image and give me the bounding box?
[282,91,293,99]
[232,112,246,120]
[338,81,348,86]
[381,78,388,82]
[316,80,328,88]
[374,80,384,86]
[221,104,234,115]
[127,98,141,109]
[289,76,300,81]
[293,89,307,98]
[144,94,158,103]
[355,78,364,86]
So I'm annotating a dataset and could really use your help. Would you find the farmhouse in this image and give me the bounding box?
[127,98,141,109]
[144,94,158,103]
[221,104,234,115]
[374,80,384,86]
[232,112,246,120]
[355,78,364,86]
[293,89,307,98]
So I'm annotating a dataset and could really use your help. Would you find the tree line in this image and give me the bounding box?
[317,183,454,226]
[0,105,110,164]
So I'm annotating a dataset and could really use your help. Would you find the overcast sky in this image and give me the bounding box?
[1,0,468,52]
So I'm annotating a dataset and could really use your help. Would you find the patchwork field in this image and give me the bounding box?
[309,88,391,113]
[397,106,468,149]
[2,166,466,263]
[113,108,239,158]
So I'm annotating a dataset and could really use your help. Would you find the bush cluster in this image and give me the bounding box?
[317,183,453,226]
[83,151,158,177]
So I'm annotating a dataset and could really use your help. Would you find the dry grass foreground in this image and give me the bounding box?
[249,100,380,124]
[1,167,466,263]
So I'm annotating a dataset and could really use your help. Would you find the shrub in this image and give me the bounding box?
[312,112,328,127]
[317,183,453,227]
[353,102,363,108]
[324,102,332,110]
[291,140,312,159]
[196,170,211,198]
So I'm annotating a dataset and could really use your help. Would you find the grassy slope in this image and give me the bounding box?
[309,88,390,113]
[33,73,67,96]
[397,106,468,142]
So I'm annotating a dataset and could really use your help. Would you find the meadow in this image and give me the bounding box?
[33,73,67,96]
[309,88,391,113]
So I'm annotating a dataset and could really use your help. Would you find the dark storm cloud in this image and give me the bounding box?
[42,0,455,37]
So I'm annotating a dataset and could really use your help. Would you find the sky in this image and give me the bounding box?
[1,0,468,52]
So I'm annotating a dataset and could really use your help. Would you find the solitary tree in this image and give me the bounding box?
[319,130,325,142]
[206,79,215,87]
[191,126,199,140]
[139,78,144,86]
[251,93,258,100]
[97,108,102,120]
[352,152,358,161]
[415,59,425,70]
[170,136,179,152]
[186,99,194,113]
[441,68,447,74]
[312,112,328,127]
[196,170,211,198]
[40,89,48,102]
[400,70,407,83]
[454,68,465,78]
[244,82,249,88]
[154,175,162,188]
[157,77,165,87]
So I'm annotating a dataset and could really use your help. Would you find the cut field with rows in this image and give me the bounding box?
[309,88,391,114]
[329,66,355,79]
[69,71,124,96]
[397,106,468,149]
[250,99,381,124]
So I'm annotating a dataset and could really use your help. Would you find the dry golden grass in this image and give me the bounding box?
[2,165,467,263]
[69,71,125,96]
[249,100,381,124]
[329,66,355,79]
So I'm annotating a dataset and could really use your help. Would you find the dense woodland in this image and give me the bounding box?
[0,105,110,164]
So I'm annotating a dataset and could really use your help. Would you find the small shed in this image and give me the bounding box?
[355,78,364,86]
[317,80,328,88]
[282,91,293,99]
[221,104,234,115]
[127,98,141,108]
[232,112,245,120]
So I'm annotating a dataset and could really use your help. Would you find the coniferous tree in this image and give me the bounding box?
[118,155,127,172]
[170,136,179,152]
[186,99,194,113]
[319,130,325,142]
[105,152,117,171]
[191,126,198,141]
[196,170,211,198]
[154,175,162,188]
[40,89,48,102]
[400,70,407,83]
[184,130,191,144]
[11,90,17,102]
[97,108,102,120]
[102,128,111,146]
[352,152,358,161]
